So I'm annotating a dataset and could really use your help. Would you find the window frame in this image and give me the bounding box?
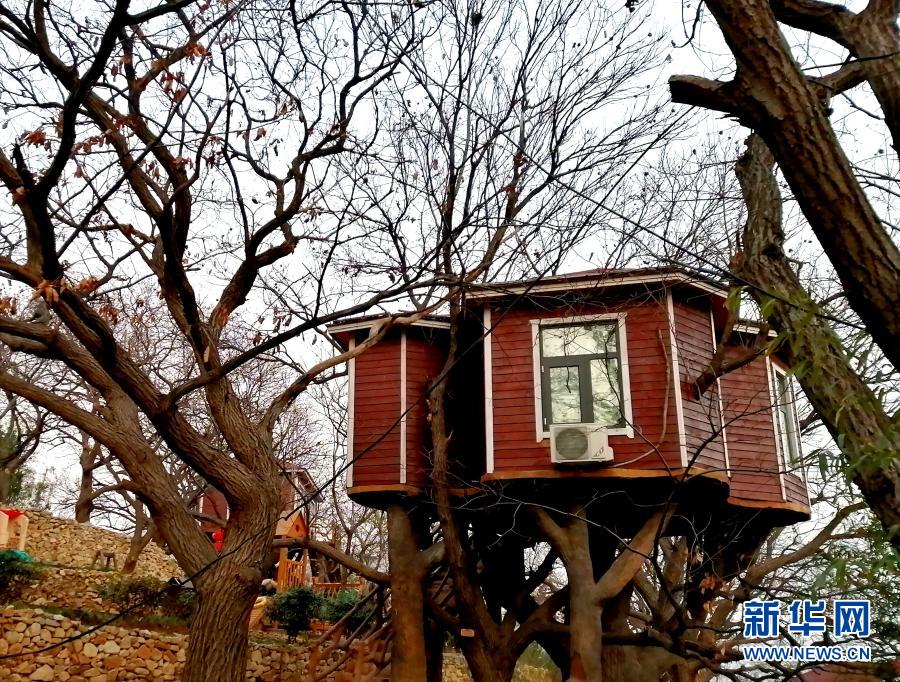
[530,313,634,441]
[771,365,801,468]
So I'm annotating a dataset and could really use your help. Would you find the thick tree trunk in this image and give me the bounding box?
[184,561,260,682]
[457,638,515,682]
[181,481,280,682]
[388,504,429,682]
[733,134,900,551]
[425,617,444,682]
[601,646,694,682]
[566,558,603,682]
[670,0,900,373]
[771,0,900,157]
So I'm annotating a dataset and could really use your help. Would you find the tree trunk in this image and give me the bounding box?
[457,638,515,682]
[0,467,12,504]
[425,617,444,682]
[566,565,603,682]
[670,0,900,373]
[74,466,95,523]
[388,504,429,682]
[601,646,695,682]
[75,436,101,523]
[123,512,153,574]
[428,311,516,682]
[181,488,279,682]
[733,134,900,551]
[184,561,260,682]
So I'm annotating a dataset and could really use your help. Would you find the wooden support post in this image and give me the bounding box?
[276,547,289,592]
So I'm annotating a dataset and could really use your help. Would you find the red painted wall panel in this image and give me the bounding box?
[719,352,785,505]
[352,337,402,487]
[405,335,447,487]
[488,296,682,473]
[672,297,727,474]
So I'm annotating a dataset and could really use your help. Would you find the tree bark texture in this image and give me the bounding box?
[733,134,900,549]
[388,504,429,682]
[182,487,280,682]
[671,0,900,374]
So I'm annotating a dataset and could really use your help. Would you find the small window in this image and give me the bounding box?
[539,322,624,429]
[773,370,800,466]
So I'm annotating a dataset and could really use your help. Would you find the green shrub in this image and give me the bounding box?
[159,588,196,621]
[0,551,41,602]
[98,575,167,615]
[265,586,324,638]
[321,589,373,631]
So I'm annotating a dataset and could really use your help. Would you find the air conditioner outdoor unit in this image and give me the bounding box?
[549,424,614,464]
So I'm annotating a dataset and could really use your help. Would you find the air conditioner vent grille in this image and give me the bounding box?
[553,428,590,460]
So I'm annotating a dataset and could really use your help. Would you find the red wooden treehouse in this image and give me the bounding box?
[329,267,810,525]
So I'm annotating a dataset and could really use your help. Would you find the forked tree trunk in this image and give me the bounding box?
[122,510,153,574]
[457,638,516,682]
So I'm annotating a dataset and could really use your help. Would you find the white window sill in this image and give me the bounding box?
[541,426,634,440]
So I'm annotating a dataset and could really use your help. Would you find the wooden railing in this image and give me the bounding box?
[275,548,364,595]
[276,550,309,591]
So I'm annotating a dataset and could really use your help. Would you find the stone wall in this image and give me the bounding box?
[0,606,310,681]
[20,567,116,614]
[22,512,181,580]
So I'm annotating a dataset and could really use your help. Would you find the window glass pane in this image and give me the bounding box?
[590,359,622,426]
[542,323,616,358]
[549,366,582,423]
[776,373,798,464]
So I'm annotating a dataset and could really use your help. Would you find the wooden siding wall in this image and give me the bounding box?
[488,295,682,473]
[718,350,784,505]
[672,296,727,474]
[404,335,447,487]
[351,337,402,487]
[338,295,808,515]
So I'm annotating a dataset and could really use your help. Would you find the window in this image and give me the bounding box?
[773,369,800,466]
[539,321,625,430]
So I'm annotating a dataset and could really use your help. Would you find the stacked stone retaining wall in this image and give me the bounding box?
[22,512,180,580]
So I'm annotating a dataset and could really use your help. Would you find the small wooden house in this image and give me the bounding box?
[328,268,809,520]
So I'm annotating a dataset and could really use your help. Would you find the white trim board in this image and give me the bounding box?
[469,272,727,301]
[709,308,730,477]
[346,337,356,488]
[765,355,788,502]
[771,362,809,505]
[483,306,495,474]
[529,312,635,440]
[328,318,451,334]
[666,292,689,468]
